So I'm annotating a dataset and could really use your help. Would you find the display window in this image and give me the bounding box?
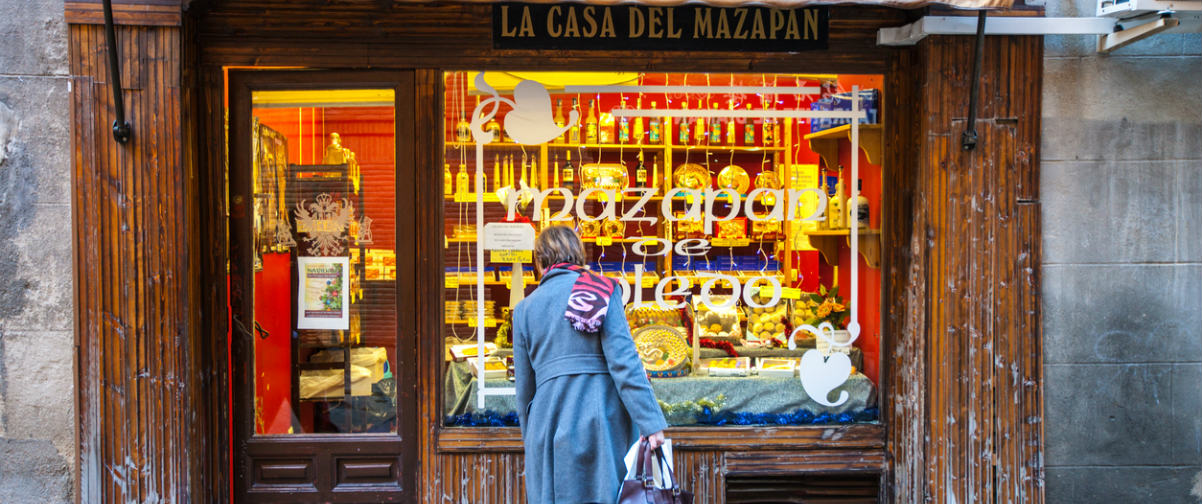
[440,71,884,428]
[250,88,400,434]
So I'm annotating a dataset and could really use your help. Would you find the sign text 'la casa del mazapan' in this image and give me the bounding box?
[493,3,829,52]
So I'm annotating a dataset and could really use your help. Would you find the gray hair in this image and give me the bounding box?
[534,225,586,269]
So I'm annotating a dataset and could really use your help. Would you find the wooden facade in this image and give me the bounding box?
[67,0,1044,502]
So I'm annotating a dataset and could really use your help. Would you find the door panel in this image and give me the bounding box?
[229,70,417,503]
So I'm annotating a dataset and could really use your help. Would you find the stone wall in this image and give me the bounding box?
[0,0,74,502]
[1041,1,1202,502]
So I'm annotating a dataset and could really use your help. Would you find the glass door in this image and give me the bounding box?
[228,70,416,503]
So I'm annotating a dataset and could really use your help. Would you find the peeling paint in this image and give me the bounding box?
[0,100,16,167]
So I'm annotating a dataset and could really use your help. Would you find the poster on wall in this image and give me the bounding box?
[296,256,350,330]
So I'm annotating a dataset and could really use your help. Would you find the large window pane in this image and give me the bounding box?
[441,71,883,428]
[251,89,398,434]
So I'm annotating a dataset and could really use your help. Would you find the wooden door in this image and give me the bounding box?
[228,69,418,503]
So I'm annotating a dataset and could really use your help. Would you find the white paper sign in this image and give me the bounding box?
[296,256,350,330]
[483,222,536,251]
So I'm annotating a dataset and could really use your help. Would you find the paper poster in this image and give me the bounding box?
[297,256,350,330]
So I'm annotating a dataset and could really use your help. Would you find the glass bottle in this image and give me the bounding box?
[493,154,501,191]
[648,101,662,145]
[455,114,471,143]
[632,97,644,145]
[585,99,599,144]
[484,98,502,143]
[744,103,756,146]
[563,150,576,191]
[651,154,660,191]
[827,165,845,229]
[618,97,631,144]
[724,101,737,146]
[635,151,647,187]
[553,154,561,188]
[848,178,869,227]
[678,102,691,145]
[455,163,469,195]
[477,166,487,194]
[762,100,775,147]
[709,103,722,144]
[693,99,707,145]
[443,163,453,196]
[599,101,615,144]
[569,97,582,144]
[553,98,566,143]
[817,169,829,230]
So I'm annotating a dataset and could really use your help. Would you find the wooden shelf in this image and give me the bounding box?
[669,144,785,153]
[445,141,535,149]
[804,228,881,269]
[803,124,882,169]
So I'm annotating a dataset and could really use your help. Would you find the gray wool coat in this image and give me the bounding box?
[513,267,669,504]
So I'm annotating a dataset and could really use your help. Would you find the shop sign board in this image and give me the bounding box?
[493,3,828,52]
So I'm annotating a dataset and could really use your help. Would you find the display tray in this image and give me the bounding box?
[443,359,876,425]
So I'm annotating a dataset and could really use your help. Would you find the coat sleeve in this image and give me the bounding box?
[599,292,669,436]
[512,305,536,434]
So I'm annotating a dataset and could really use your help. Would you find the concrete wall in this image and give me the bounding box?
[0,0,75,502]
[1041,1,1202,502]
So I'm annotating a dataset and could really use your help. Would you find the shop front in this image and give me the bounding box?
[67,0,1043,502]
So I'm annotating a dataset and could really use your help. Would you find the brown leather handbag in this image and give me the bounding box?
[618,440,694,504]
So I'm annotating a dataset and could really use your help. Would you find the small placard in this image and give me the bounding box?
[596,236,614,246]
[780,287,802,300]
[490,250,533,263]
[445,276,460,289]
[641,276,658,288]
[712,238,751,247]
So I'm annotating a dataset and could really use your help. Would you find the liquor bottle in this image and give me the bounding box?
[533,158,543,190]
[563,150,576,191]
[585,99,599,144]
[553,98,566,143]
[455,163,469,195]
[817,169,830,230]
[648,101,662,144]
[827,165,845,229]
[694,99,707,145]
[618,97,630,144]
[455,114,471,143]
[724,101,737,145]
[443,163,453,196]
[635,151,647,187]
[762,101,775,147]
[599,101,615,144]
[477,167,487,194]
[569,97,582,144]
[493,154,501,191]
[522,154,531,187]
[848,178,870,227]
[484,100,502,143]
[772,110,782,147]
[678,102,691,145]
[507,155,516,188]
[709,103,722,144]
[553,154,561,188]
[743,103,756,146]
[632,97,644,145]
[651,154,660,191]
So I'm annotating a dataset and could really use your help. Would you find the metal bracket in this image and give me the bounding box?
[878,16,1117,46]
[102,0,132,144]
[1098,15,1180,53]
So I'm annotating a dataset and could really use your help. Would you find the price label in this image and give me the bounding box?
[641,276,658,288]
[490,250,532,263]
[780,287,803,300]
[454,193,475,203]
[596,236,614,246]
[758,285,775,297]
[467,318,498,328]
[444,276,460,289]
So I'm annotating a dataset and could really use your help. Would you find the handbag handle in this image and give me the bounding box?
[654,446,682,494]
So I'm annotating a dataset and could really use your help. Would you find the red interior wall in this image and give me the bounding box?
[254,252,294,434]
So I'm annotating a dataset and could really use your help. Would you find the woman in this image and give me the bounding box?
[513,225,669,503]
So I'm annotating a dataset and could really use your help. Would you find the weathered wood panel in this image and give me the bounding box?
[882,34,1044,504]
[70,22,204,503]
